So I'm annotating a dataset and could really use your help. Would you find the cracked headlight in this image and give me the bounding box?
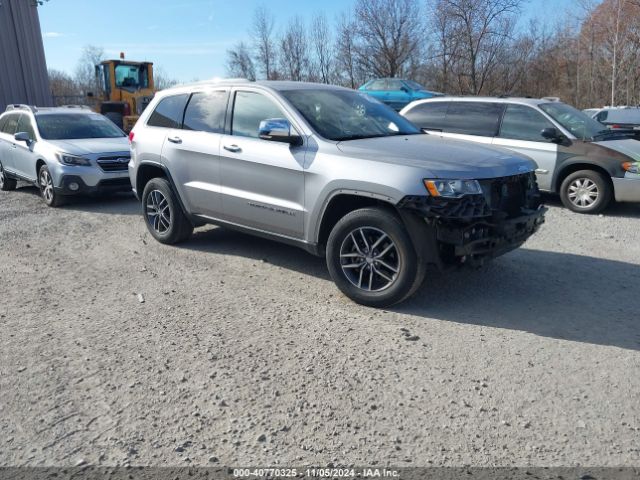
[424,179,483,197]
[56,153,91,166]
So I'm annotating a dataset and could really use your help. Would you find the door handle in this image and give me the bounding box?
[167,136,182,144]
[223,144,241,153]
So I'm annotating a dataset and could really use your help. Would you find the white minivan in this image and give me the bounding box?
[401,97,640,213]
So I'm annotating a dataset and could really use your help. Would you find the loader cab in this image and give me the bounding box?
[94,59,155,132]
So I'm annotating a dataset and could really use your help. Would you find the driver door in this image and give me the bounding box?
[218,90,305,239]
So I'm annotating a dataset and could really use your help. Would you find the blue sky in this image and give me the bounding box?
[39,0,577,83]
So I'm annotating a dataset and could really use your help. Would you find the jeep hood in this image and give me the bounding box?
[336,134,535,179]
[47,137,130,156]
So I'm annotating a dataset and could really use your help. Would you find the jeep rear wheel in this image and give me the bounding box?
[142,177,193,244]
[326,207,424,307]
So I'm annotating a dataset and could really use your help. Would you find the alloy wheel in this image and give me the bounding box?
[339,226,400,292]
[39,170,54,203]
[568,178,599,208]
[146,190,171,234]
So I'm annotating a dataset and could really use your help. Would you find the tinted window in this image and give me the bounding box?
[403,102,450,131]
[147,94,189,129]
[2,114,20,135]
[183,91,227,133]
[499,104,555,142]
[232,91,285,138]
[367,80,387,91]
[0,115,7,133]
[600,109,640,124]
[17,115,36,140]
[445,102,503,137]
[36,114,125,140]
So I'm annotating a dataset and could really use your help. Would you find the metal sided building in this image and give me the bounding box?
[0,0,52,111]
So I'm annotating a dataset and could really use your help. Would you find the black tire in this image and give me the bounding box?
[326,207,424,307]
[38,164,64,207]
[559,169,612,214]
[141,177,193,244]
[0,161,17,191]
[104,112,124,130]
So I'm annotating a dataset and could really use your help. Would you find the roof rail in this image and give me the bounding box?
[5,104,37,113]
[60,105,92,110]
[541,96,560,102]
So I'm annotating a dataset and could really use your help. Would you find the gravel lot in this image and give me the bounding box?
[1,183,639,468]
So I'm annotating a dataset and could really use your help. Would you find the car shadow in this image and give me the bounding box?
[183,227,640,351]
[541,193,640,219]
[12,184,139,216]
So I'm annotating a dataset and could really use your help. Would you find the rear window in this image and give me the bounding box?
[147,94,189,129]
[183,91,227,133]
[36,114,125,140]
[597,109,640,124]
[403,102,449,131]
[444,102,503,137]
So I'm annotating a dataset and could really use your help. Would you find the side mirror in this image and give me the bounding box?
[400,86,410,93]
[541,127,564,142]
[259,118,301,145]
[86,92,94,98]
[14,132,31,143]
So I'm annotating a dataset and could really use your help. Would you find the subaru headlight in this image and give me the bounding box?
[424,179,483,197]
[622,161,640,174]
[56,153,91,166]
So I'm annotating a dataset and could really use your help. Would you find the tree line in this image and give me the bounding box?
[226,0,640,108]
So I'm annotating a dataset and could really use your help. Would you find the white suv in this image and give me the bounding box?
[0,105,131,207]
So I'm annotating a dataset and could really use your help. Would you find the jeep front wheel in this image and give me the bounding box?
[326,207,424,307]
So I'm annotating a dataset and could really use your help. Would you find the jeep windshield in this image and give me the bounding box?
[539,102,613,141]
[281,89,421,141]
[36,113,126,140]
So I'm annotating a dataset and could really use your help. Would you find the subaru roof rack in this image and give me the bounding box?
[60,105,92,110]
[5,104,37,113]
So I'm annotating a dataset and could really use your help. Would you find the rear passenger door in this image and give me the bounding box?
[492,104,559,191]
[439,102,503,145]
[218,89,305,239]
[160,90,228,217]
[402,101,449,136]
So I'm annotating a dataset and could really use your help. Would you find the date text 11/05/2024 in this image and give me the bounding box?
[233,468,400,478]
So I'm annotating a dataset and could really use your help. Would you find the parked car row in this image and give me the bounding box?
[1,81,639,306]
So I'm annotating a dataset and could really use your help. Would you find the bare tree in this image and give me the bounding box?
[335,12,361,88]
[310,13,333,83]
[225,41,256,80]
[153,66,179,90]
[433,0,522,95]
[352,0,423,78]
[251,5,278,80]
[74,45,104,95]
[278,16,310,81]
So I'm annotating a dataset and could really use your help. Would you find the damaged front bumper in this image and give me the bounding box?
[397,172,547,268]
[434,207,547,265]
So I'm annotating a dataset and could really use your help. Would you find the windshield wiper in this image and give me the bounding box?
[591,129,637,140]
[337,132,420,141]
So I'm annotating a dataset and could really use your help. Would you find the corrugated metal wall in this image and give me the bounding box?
[0,0,52,111]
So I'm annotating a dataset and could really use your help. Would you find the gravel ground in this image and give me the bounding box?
[1,184,639,468]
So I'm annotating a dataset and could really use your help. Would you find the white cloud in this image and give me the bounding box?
[43,31,64,38]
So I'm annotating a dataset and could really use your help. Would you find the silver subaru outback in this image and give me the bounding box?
[129,80,546,307]
[0,105,131,207]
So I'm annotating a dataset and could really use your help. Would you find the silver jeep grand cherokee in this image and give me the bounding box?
[129,80,546,307]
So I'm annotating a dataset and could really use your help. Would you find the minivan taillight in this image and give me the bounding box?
[128,131,135,143]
